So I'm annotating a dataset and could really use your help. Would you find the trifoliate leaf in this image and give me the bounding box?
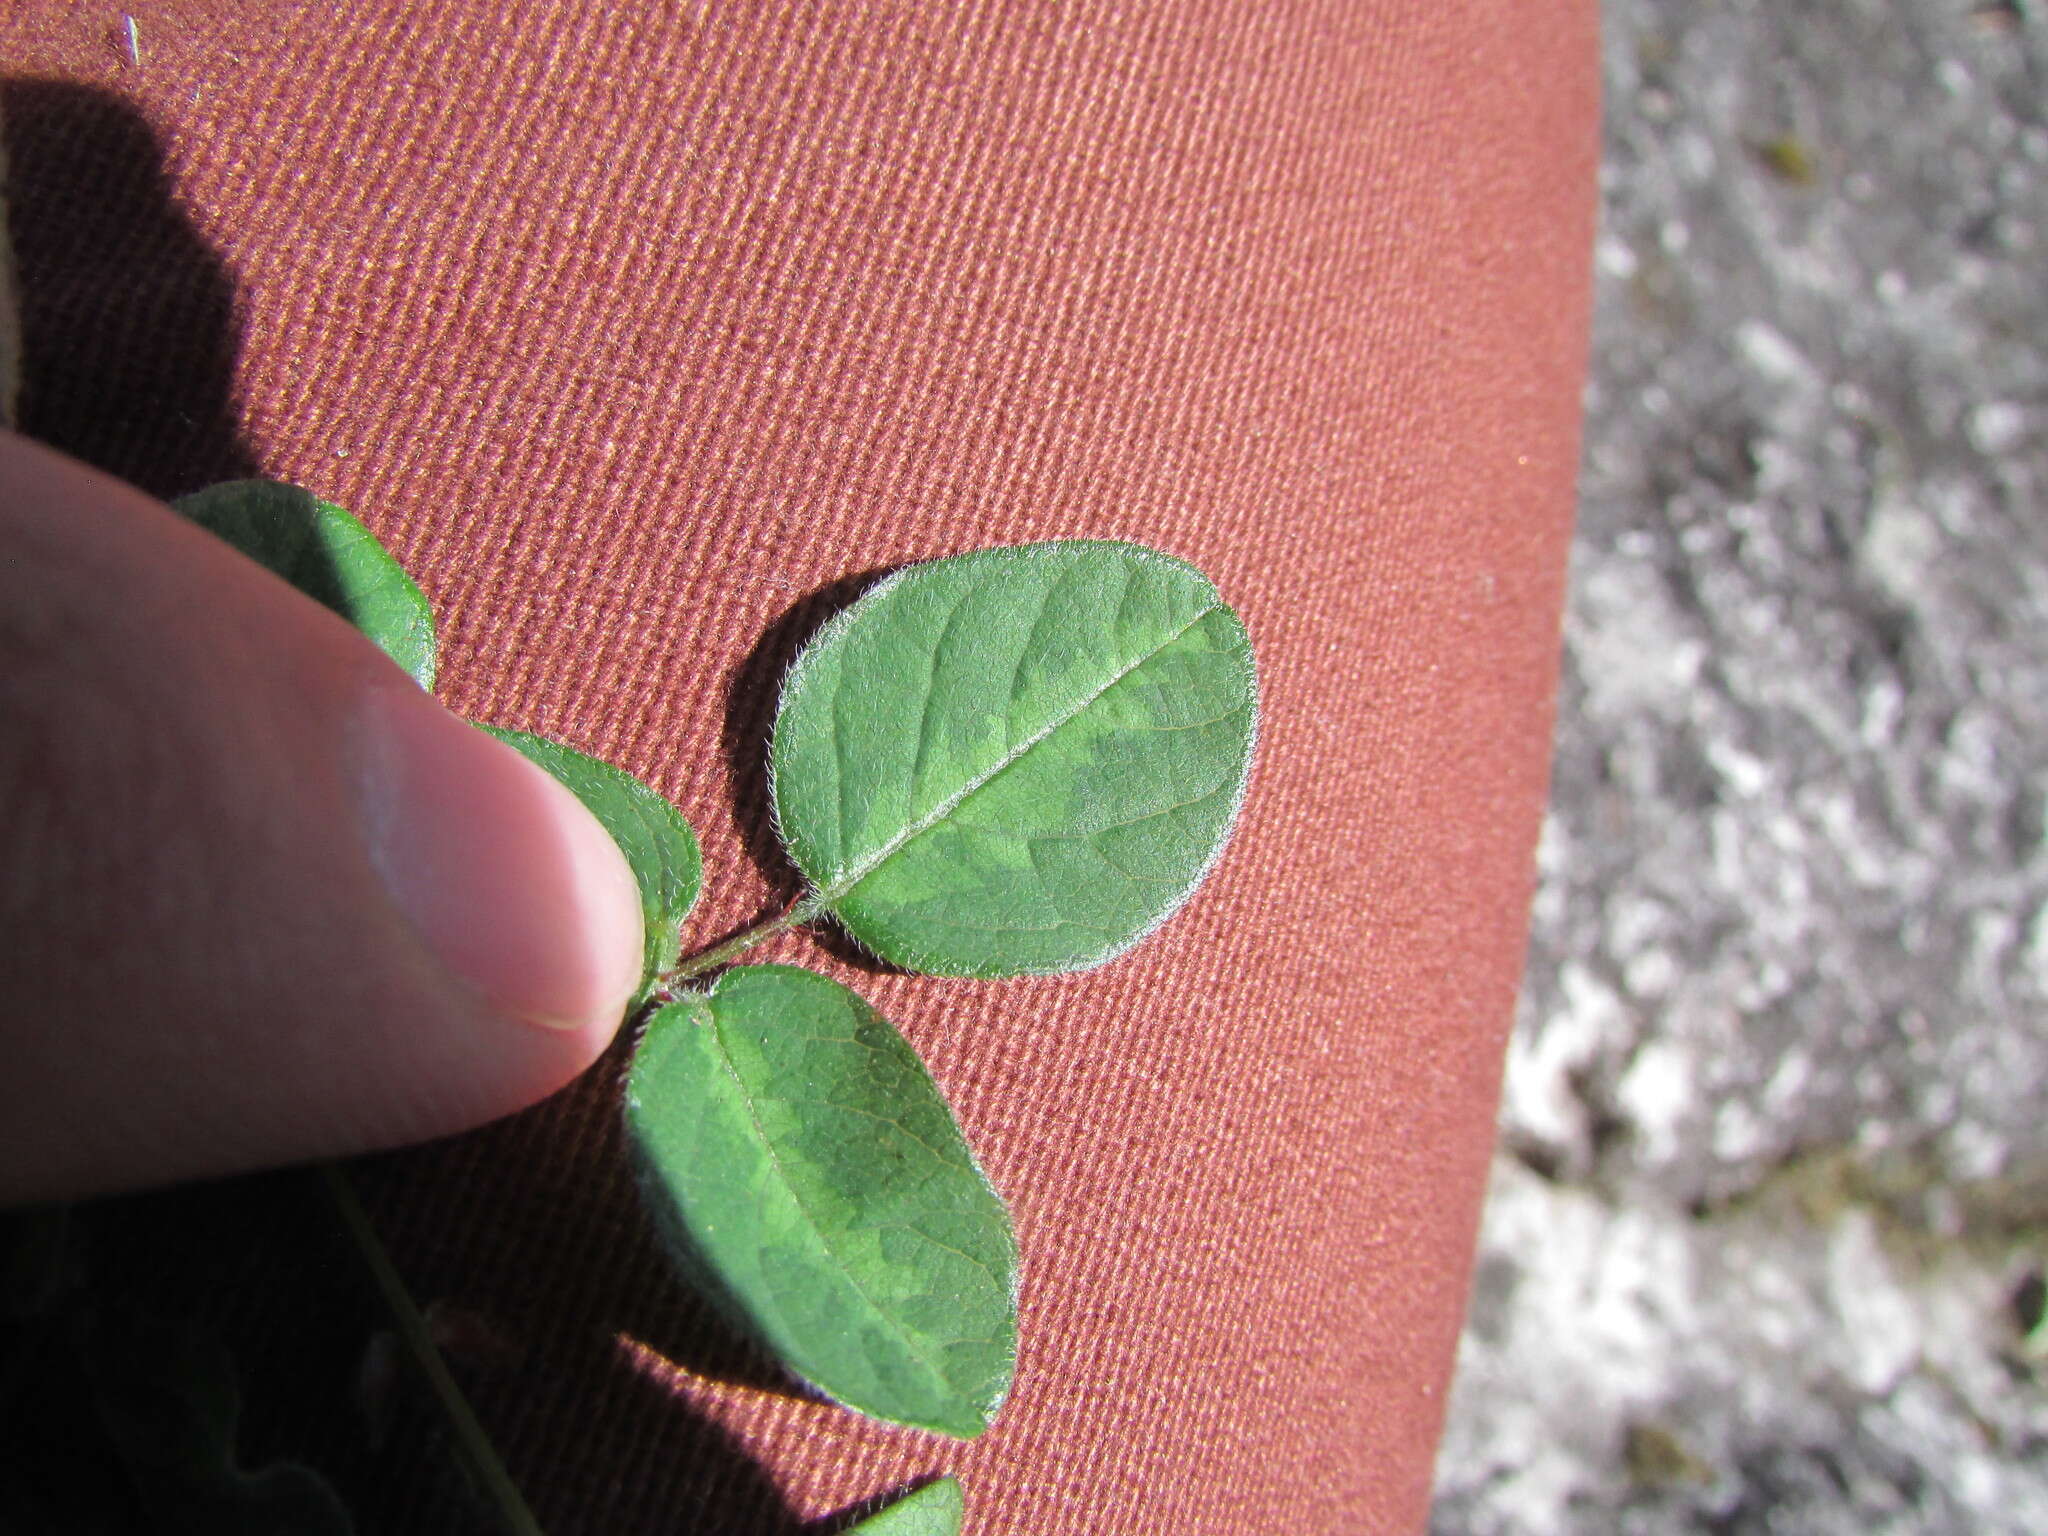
[771,541,1256,976]
[626,966,1016,1438]
[174,480,436,690]
[479,728,701,1004]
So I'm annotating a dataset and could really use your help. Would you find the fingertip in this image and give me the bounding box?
[354,680,645,1060]
[0,433,653,1196]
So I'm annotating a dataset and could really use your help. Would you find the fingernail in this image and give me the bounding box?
[353,681,644,1033]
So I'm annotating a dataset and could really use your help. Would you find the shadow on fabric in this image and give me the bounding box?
[2,79,254,496]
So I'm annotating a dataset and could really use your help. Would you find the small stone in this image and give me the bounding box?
[1625,1422,1717,1487]
[1966,401,2028,456]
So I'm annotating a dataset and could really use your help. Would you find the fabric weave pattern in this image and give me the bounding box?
[2,3,1597,1529]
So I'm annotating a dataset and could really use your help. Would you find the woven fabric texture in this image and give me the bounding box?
[3,3,1596,1530]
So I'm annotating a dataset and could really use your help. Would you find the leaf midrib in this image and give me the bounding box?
[816,601,1221,905]
[701,1001,967,1427]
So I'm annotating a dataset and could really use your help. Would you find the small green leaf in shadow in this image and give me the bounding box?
[771,541,1257,976]
[478,727,702,1004]
[174,479,437,690]
[843,1476,966,1535]
[626,965,1017,1438]
[81,1312,357,1534]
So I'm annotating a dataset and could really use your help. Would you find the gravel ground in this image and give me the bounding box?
[1432,2,2048,1531]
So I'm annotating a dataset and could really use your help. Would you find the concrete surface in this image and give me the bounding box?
[1432,1,2048,1531]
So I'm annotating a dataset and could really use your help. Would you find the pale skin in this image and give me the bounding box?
[0,430,647,1202]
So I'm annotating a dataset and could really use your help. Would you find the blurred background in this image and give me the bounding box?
[1432,2,2047,1531]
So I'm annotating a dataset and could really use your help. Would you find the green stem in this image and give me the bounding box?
[663,894,827,983]
[320,1163,546,1536]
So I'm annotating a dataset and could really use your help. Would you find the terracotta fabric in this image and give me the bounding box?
[2,3,1596,1531]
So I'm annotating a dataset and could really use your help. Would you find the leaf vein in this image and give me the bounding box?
[1001,561,1078,749]
[1023,781,1233,843]
[876,1222,1008,1291]
[786,1098,965,1170]
[819,603,1220,903]
[906,584,977,814]
[704,1016,956,1396]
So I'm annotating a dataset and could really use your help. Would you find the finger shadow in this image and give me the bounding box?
[342,1043,820,1531]
[54,961,823,1536]
[2,79,256,496]
[718,567,911,978]
[346,1028,966,1533]
[51,1112,838,1535]
[21,1177,926,1536]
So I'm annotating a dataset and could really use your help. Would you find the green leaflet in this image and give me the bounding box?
[843,1477,966,1535]
[174,480,437,690]
[81,1313,357,1534]
[479,728,702,1006]
[626,966,1017,1439]
[771,541,1257,976]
